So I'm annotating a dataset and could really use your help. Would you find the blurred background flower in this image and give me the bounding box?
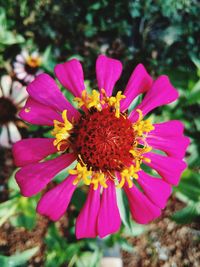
[13,50,42,84]
[0,75,27,148]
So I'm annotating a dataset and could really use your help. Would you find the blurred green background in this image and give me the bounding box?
[0,0,199,266]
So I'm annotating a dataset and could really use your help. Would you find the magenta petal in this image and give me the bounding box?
[97,180,121,238]
[13,138,57,167]
[129,75,179,121]
[146,152,187,186]
[147,135,190,159]
[54,59,85,97]
[19,97,62,126]
[75,185,100,239]
[27,73,80,121]
[15,153,76,197]
[137,170,172,209]
[120,64,153,111]
[36,175,76,221]
[151,120,185,137]
[124,183,161,224]
[96,55,122,97]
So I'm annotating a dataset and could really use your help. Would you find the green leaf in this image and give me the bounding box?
[75,250,101,267]
[0,247,39,267]
[174,169,200,202]
[171,204,199,224]
[0,199,17,226]
[188,79,200,104]
[116,188,131,230]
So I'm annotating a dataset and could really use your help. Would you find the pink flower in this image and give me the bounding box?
[0,75,28,148]
[13,55,189,239]
[13,50,42,84]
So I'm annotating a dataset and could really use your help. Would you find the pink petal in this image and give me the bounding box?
[120,64,153,112]
[27,73,80,121]
[137,170,172,209]
[145,152,187,186]
[19,97,62,126]
[75,185,100,239]
[147,135,190,158]
[54,59,85,97]
[13,138,57,167]
[129,75,179,122]
[96,55,122,97]
[15,153,76,197]
[124,183,161,224]
[36,174,76,221]
[97,180,121,238]
[151,120,185,137]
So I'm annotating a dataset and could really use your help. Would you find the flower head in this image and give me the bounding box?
[13,50,42,84]
[0,75,28,148]
[13,55,189,239]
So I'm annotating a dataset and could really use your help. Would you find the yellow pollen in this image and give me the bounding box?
[25,107,31,113]
[129,145,152,166]
[91,172,108,190]
[69,162,92,186]
[51,110,73,151]
[74,89,102,111]
[73,89,125,118]
[101,89,126,118]
[118,164,140,189]
[26,56,42,68]
[132,109,155,136]
[108,91,126,118]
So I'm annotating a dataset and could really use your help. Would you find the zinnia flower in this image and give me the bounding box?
[0,75,28,148]
[13,55,189,239]
[13,50,42,84]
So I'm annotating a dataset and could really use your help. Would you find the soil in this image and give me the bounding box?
[0,148,200,267]
[122,197,200,267]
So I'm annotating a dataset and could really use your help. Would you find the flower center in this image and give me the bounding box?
[70,108,134,172]
[25,56,41,75]
[0,97,17,125]
[52,90,154,189]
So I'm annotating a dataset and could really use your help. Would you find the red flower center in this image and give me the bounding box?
[70,108,134,172]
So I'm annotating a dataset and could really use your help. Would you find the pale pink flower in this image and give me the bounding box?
[0,75,28,148]
[13,50,42,84]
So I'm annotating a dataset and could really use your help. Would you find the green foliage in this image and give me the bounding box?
[0,8,24,48]
[172,169,200,224]
[0,247,39,267]
[44,224,102,267]
[0,171,39,229]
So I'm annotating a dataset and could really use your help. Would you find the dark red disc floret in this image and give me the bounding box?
[70,108,134,172]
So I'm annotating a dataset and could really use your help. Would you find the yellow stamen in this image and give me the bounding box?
[69,162,92,186]
[73,89,125,118]
[101,89,126,118]
[118,165,140,188]
[51,110,73,151]
[132,109,154,136]
[129,145,152,166]
[91,172,108,190]
[26,56,42,68]
[74,89,102,111]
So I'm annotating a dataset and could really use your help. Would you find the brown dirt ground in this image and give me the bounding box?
[122,197,200,267]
